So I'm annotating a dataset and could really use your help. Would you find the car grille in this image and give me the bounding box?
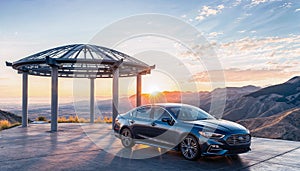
[226,134,251,145]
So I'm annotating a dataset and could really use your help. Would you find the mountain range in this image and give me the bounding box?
[222,76,300,121]
[1,76,299,141]
[129,76,300,141]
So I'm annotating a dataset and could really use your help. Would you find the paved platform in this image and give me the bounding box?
[0,123,299,171]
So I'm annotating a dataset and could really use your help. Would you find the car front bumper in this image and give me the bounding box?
[200,138,251,156]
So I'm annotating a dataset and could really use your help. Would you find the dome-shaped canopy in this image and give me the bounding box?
[8,44,153,78]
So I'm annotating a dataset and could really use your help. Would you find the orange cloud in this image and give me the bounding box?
[191,68,300,82]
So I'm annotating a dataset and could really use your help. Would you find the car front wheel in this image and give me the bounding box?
[180,135,200,160]
[120,128,134,148]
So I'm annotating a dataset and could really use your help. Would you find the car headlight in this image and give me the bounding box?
[199,131,225,139]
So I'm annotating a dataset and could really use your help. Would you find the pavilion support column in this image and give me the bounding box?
[136,74,142,107]
[90,78,95,123]
[51,66,58,132]
[22,72,28,127]
[112,68,119,129]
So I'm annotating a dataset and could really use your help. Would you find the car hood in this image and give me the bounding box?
[185,119,248,132]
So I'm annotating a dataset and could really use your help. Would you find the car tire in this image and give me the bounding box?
[120,128,134,148]
[180,135,201,160]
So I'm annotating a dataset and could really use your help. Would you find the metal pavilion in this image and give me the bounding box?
[6,44,154,131]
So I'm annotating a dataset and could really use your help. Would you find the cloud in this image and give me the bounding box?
[216,35,300,70]
[208,32,223,37]
[191,68,299,82]
[219,36,300,54]
[179,35,300,78]
[195,15,205,21]
[217,5,225,10]
[234,13,252,23]
[280,2,292,8]
[233,0,242,6]
[295,8,300,12]
[251,0,269,6]
[248,0,291,8]
[195,5,225,21]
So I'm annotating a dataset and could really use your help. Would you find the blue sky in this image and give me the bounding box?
[0,0,300,99]
[1,0,299,42]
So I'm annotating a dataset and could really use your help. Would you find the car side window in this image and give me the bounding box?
[133,106,151,119]
[153,107,171,121]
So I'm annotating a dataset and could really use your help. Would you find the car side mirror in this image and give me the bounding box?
[161,117,174,125]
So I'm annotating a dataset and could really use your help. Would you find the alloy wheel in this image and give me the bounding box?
[121,128,134,148]
[180,135,200,160]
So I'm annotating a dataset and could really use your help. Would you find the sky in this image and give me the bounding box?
[0,0,299,102]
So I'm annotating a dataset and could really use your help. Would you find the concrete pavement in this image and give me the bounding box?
[0,123,299,171]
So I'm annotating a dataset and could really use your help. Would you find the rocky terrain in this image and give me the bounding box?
[238,107,300,141]
[0,109,22,124]
[203,77,300,141]
[222,76,300,121]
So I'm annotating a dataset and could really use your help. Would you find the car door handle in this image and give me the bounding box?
[129,120,135,124]
[151,122,156,126]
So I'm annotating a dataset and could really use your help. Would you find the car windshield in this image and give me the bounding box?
[166,105,215,121]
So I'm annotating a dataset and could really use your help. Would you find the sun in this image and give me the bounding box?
[144,85,160,94]
[126,69,180,97]
[141,69,180,94]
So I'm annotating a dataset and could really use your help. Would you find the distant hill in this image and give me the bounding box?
[238,107,300,141]
[128,78,300,141]
[198,85,261,114]
[3,76,299,141]
[128,85,261,111]
[222,77,300,121]
[246,76,300,99]
[0,109,22,124]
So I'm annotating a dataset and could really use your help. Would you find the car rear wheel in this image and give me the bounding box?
[121,128,134,148]
[180,135,200,160]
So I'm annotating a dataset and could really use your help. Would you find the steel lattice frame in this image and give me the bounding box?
[6,44,153,131]
[8,44,153,78]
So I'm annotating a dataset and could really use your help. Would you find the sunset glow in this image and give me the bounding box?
[0,0,299,101]
[140,70,180,94]
[144,85,160,95]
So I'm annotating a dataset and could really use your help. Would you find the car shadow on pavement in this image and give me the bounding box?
[93,146,252,171]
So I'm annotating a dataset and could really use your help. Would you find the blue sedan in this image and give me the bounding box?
[114,103,251,160]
